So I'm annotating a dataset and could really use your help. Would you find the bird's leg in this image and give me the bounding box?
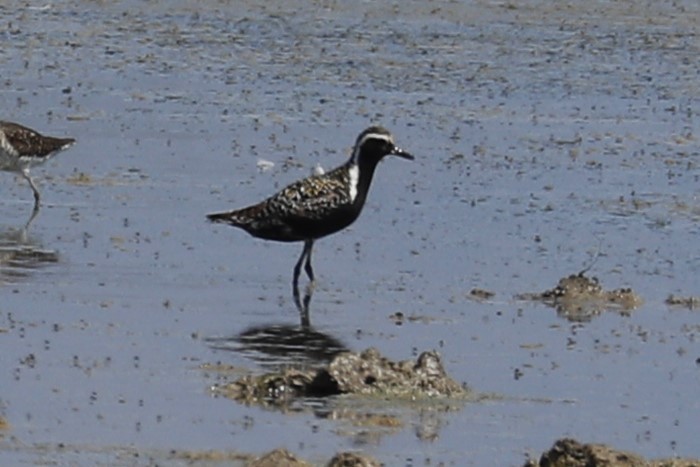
[22,170,41,211]
[293,284,303,314]
[303,240,315,283]
[303,241,316,304]
[293,241,310,291]
[293,240,310,310]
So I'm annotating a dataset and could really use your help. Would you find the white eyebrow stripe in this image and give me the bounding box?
[357,132,393,147]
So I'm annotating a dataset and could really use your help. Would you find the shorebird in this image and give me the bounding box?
[0,120,76,211]
[207,126,413,304]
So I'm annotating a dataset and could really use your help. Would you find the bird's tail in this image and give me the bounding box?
[207,204,263,226]
[58,138,76,150]
[46,137,76,153]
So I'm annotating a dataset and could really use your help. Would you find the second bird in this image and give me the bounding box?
[207,126,414,297]
[0,120,76,212]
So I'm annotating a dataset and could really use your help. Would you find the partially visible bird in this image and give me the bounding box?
[207,126,413,299]
[0,120,76,211]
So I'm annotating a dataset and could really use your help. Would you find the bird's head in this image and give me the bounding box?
[351,126,414,166]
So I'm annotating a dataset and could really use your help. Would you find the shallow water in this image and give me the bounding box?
[1,1,699,465]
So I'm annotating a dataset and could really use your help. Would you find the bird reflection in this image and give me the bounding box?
[24,203,41,230]
[206,317,347,369]
[0,223,59,284]
[293,281,314,324]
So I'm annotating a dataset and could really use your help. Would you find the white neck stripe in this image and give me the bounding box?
[348,164,360,202]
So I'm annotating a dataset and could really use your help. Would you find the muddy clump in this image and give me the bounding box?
[327,452,382,467]
[518,272,643,321]
[220,369,315,406]
[248,448,311,467]
[214,348,466,405]
[325,348,464,398]
[524,438,700,467]
[245,449,380,467]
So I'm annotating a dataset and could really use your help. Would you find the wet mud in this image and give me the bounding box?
[525,438,700,467]
[1,0,699,465]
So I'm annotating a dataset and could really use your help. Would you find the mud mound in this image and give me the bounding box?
[525,438,699,467]
[215,348,466,405]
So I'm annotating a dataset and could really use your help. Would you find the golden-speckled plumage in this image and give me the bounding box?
[208,163,357,242]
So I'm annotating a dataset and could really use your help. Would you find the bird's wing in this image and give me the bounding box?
[1,122,73,157]
[2,123,44,156]
[270,173,351,220]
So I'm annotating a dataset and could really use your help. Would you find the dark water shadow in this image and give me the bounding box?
[205,306,347,369]
[0,222,59,284]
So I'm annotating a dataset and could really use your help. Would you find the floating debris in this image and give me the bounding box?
[665,294,700,309]
[65,171,93,185]
[256,158,275,172]
[469,288,495,301]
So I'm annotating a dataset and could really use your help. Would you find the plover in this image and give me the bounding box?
[207,126,413,302]
[0,120,76,211]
